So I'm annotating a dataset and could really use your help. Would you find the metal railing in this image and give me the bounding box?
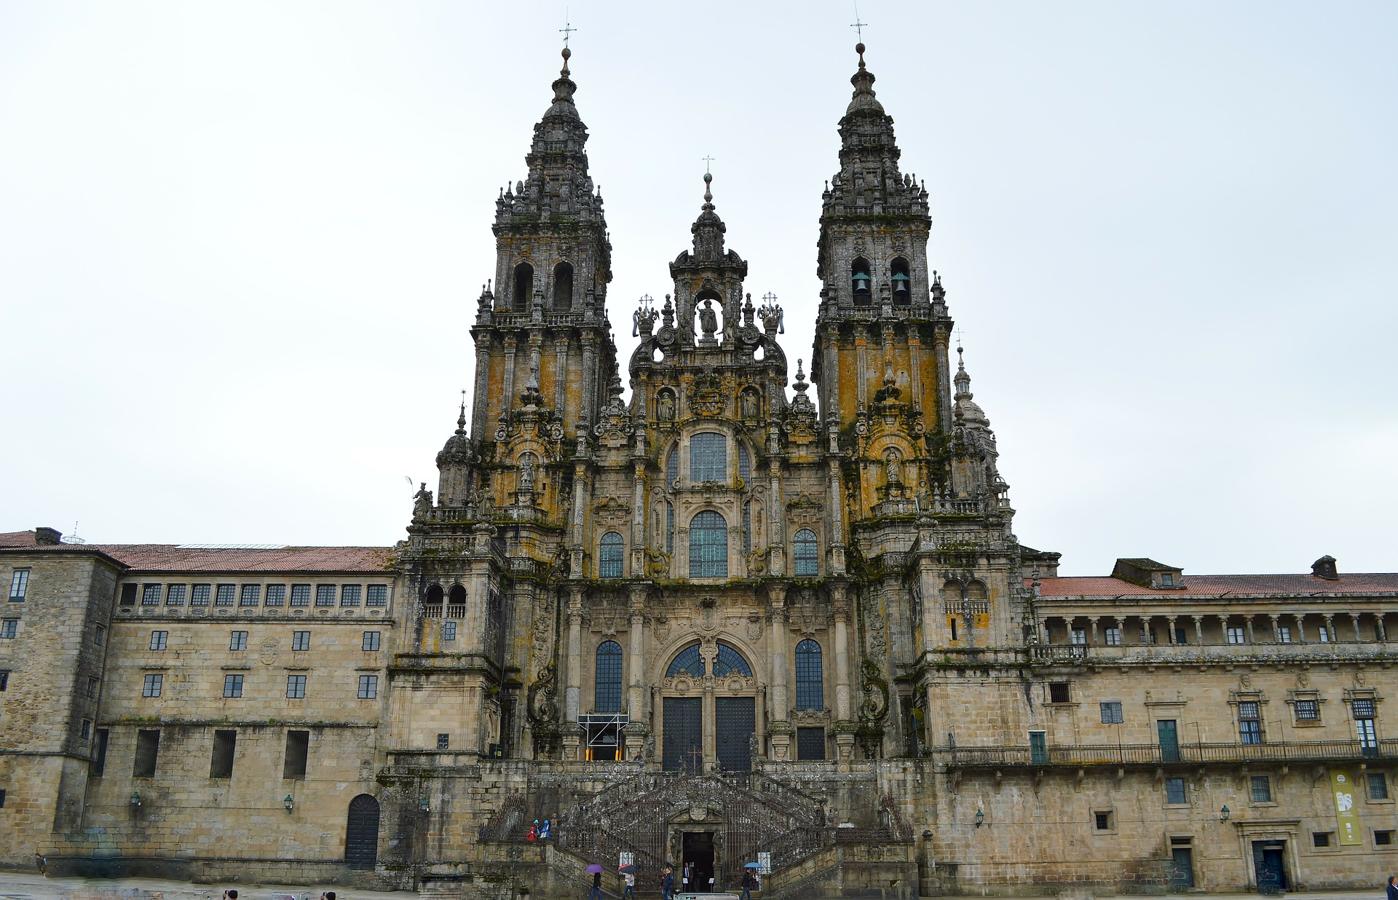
[943,737,1398,769]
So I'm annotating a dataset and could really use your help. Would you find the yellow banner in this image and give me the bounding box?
[1329,769,1362,846]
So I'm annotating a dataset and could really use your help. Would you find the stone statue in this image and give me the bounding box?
[519,454,536,492]
[884,450,903,487]
[657,391,675,423]
[698,298,718,340]
[740,389,759,420]
[413,482,433,518]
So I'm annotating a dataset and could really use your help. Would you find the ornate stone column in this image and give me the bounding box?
[625,586,648,759]
[831,584,856,768]
[1268,614,1282,642]
[1350,613,1363,642]
[553,334,569,414]
[1323,614,1336,642]
[933,325,952,432]
[471,334,491,439]
[1377,614,1388,643]
[1089,617,1100,645]
[767,584,792,761]
[1296,614,1307,643]
[1165,616,1177,645]
[580,334,598,422]
[1245,617,1256,645]
[1192,615,1204,646]
[502,335,518,414]
[563,587,584,759]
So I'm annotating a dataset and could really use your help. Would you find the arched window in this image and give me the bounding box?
[690,432,727,482]
[594,640,623,712]
[742,502,752,555]
[512,262,534,310]
[552,262,574,310]
[688,510,728,578]
[795,639,824,709]
[665,445,678,484]
[891,257,911,304]
[793,529,819,577]
[448,584,466,608]
[599,531,624,579]
[423,584,444,606]
[851,257,872,305]
[714,642,753,677]
[667,643,704,677]
[666,501,675,553]
[738,443,751,481]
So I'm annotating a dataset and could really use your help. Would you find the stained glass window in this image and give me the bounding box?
[690,432,727,482]
[688,510,728,578]
[595,640,623,712]
[599,532,624,579]
[795,639,823,709]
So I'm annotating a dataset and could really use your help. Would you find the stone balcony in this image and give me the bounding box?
[942,737,1398,772]
[1030,639,1397,668]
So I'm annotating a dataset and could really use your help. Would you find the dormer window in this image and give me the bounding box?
[1160,573,1174,587]
[891,257,911,304]
[851,258,872,305]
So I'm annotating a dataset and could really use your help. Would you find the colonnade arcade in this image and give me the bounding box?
[1043,610,1396,647]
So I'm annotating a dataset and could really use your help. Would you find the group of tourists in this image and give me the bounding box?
[524,817,554,842]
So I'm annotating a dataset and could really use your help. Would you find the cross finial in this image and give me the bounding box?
[954,325,965,350]
[850,0,868,42]
[559,11,578,48]
[762,292,778,304]
[702,154,715,175]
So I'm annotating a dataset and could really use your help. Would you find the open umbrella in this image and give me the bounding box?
[618,864,638,873]
[743,862,762,869]
[586,863,605,874]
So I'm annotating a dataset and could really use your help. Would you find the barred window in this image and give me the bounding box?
[239,585,260,607]
[314,585,336,607]
[666,644,704,677]
[1239,701,1263,745]
[688,510,728,578]
[1369,772,1390,801]
[599,532,624,579]
[141,584,162,606]
[1250,775,1273,803]
[1295,699,1319,721]
[1353,698,1376,718]
[214,584,235,607]
[286,674,306,699]
[142,674,162,697]
[292,631,310,651]
[689,432,727,482]
[443,620,457,641]
[223,674,244,698]
[264,584,285,606]
[290,584,311,607]
[341,585,361,607]
[366,585,388,607]
[165,584,186,606]
[794,639,824,710]
[714,642,752,677]
[191,584,211,606]
[793,529,819,576]
[594,640,623,713]
[357,675,378,699]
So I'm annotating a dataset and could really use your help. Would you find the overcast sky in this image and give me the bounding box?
[2,1,1395,575]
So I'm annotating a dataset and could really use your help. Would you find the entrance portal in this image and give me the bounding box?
[664,697,702,771]
[682,831,716,893]
[1252,841,1288,893]
[716,696,754,771]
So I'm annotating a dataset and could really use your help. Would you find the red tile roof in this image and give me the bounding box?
[1035,573,1398,598]
[0,534,393,574]
[0,530,37,547]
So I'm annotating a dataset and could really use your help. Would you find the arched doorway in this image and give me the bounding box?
[660,640,757,773]
[344,793,380,869]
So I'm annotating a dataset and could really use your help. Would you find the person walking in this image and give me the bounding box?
[621,868,636,899]
[1386,875,1398,900]
[588,869,603,900]
[660,865,675,900]
[740,867,758,900]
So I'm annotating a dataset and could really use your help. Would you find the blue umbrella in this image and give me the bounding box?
[744,862,762,869]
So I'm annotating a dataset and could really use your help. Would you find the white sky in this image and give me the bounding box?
[2,1,1395,575]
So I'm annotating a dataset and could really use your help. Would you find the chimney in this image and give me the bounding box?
[1311,555,1339,581]
[34,526,62,545]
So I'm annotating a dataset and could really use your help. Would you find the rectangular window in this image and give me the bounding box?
[190,584,211,606]
[120,584,137,606]
[229,630,248,651]
[1276,625,1292,643]
[1226,626,1246,644]
[141,584,162,606]
[1094,810,1113,831]
[133,729,160,777]
[1250,775,1273,803]
[290,583,311,607]
[94,623,106,645]
[1160,573,1174,587]
[1318,626,1331,643]
[91,728,109,776]
[1368,772,1390,801]
[1173,624,1188,644]
[149,630,168,651]
[80,718,92,740]
[1238,701,1262,744]
[214,584,235,606]
[223,674,244,698]
[264,584,285,606]
[86,676,98,698]
[314,585,336,607]
[1069,627,1087,645]
[1049,682,1071,703]
[283,730,309,779]
[1294,699,1319,721]
[0,789,5,807]
[1,619,17,639]
[443,620,457,641]
[1352,698,1377,718]
[1164,777,1187,805]
[286,674,306,699]
[357,674,378,699]
[362,631,381,651]
[797,726,827,761]
[239,584,260,607]
[8,568,30,601]
[0,670,9,691]
[1377,830,1395,846]
[436,733,450,750]
[689,432,728,482]
[165,584,186,606]
[1100,701,1124,724]
[340,585,361,607]
[1313,831,1332,848]
[142,673,163,697]
[292,630,310,651]
[1103,626,1121,646]
[366,585,388,607]
[210,729,236,778]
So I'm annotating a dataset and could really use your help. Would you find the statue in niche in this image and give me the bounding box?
[698,298,719,341]
[884,449,903,487]
[519,454,537,492]
[657,390,676,423]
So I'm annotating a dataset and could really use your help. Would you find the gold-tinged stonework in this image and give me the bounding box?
[1,44,1394,899]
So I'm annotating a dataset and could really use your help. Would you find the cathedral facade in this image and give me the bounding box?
[2,43,1395,899]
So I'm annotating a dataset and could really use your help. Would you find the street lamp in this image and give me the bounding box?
[974,807,985,828]
[1219,804,1230,822]
[129,791,142,808]
[283,794,295,812]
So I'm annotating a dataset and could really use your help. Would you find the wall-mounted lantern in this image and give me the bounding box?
[130,791,142,808]
[974,807,985,828]
[284,794,295,812]
[1219,804,1231,822]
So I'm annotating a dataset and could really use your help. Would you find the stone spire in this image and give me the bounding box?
[952,345,989,427]
[689,171,727,262]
